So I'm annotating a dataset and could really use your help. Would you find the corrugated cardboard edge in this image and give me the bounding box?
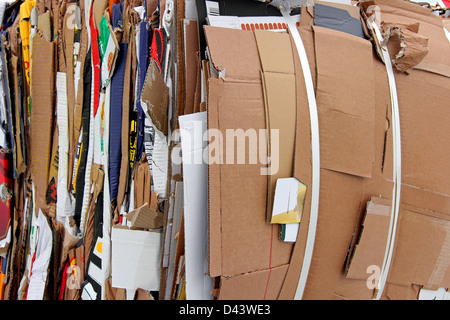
[207,77,222,278]
[183,19,199,115]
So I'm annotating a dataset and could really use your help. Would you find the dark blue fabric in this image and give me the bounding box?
[1,5,19,30]
[112,2,124,29]
[109,42,128,201]
[136,21,150,161]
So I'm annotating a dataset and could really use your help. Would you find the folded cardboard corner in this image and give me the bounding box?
[125,203,164,230]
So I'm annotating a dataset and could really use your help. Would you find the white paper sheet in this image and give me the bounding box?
[179,111,213,300]
[26,209,52,300]
[56,72,76,233]
[111,227,162,292]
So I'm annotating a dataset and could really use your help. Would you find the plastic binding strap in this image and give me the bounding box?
[279,5,320,300]
[370,21,402,300]
[445,26,450,42]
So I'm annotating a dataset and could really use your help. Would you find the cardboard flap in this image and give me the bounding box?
[254,29,294,74]
[313,26,375,178]
[255,29,296,221]
[37,10,52,41]
[367,0,450,78]
[314,2,366,39]
[318,108,374,178]
[141,60,169,135]
[206,77,293,277]
[204,26,261,80]
[345,197,391,280]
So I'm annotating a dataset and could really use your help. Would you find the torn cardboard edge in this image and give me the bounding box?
[380,22,429,74]
[360,0,450,78]
[141,59,170,136]
[345,197,391,280]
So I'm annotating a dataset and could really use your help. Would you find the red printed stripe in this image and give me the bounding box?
[89,5,101,117]
[240,22,299,31]
[59,261,70,300]
[24,251,37,300]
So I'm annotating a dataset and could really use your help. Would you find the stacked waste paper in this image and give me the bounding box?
[0,0,449,300]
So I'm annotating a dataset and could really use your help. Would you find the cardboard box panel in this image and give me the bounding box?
[204,26,261,80]
[313,26,375,178]
[389,207,450,289]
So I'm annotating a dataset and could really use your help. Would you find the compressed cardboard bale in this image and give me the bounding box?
[299,0,450,300]
[205,0,450,301]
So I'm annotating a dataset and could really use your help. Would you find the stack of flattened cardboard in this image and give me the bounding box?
[203,0,450,300]
[0,0,450,302]
[0,0,172,300]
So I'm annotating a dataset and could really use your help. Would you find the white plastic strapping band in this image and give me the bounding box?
[444,27,450,42]
[279,6,321,300]
[371,21,402,300]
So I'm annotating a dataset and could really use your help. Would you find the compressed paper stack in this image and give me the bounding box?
[0,0,449,302]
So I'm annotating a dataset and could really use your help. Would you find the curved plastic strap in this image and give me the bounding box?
[445,27,450,42]
[371,21,402,300]
[279,6,320,300]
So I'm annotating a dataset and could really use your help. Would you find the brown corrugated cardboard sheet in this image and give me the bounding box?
[141,60,170,135]
[30,33,56,213]
[205,0,450,300]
